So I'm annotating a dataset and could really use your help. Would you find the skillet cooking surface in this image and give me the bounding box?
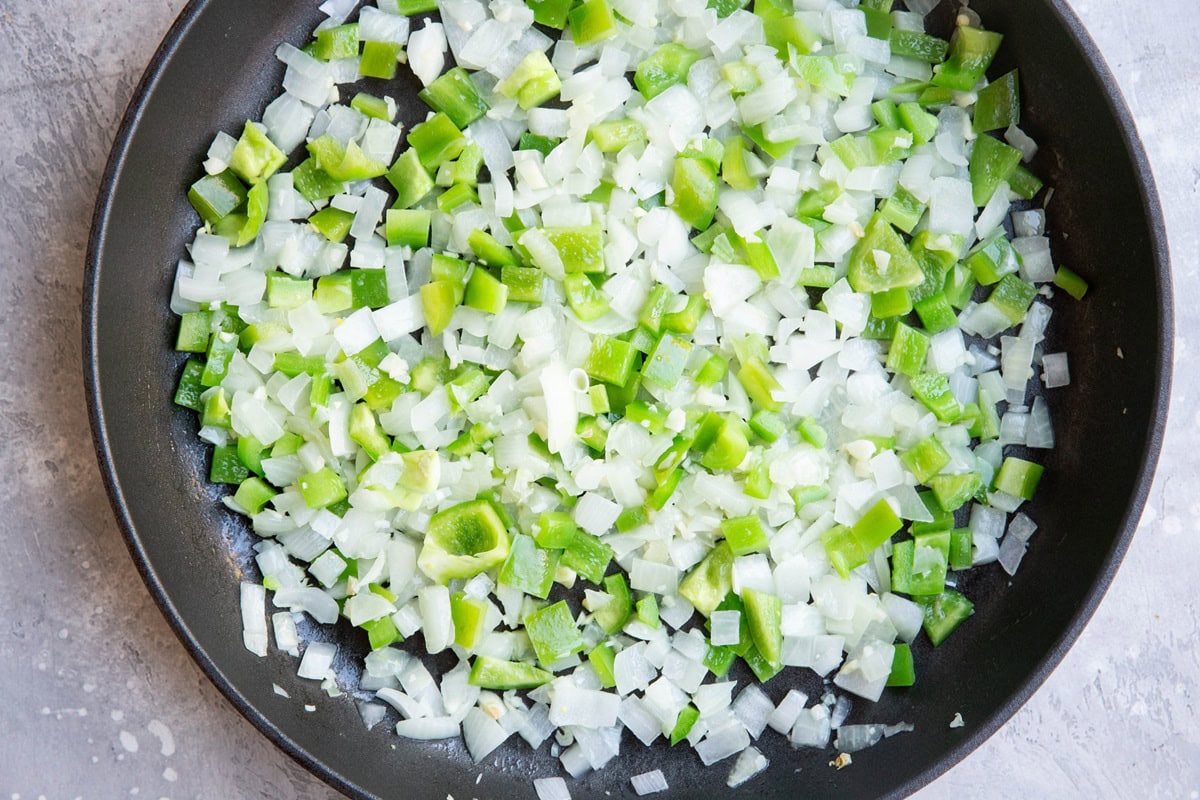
[84,1,1171,797]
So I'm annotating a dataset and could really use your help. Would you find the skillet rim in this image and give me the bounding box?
[81,1,1174,797]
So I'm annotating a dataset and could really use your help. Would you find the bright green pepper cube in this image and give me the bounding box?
[563,273,609,321]
[386,149,435,210]
[765,14,821,59]
[871,287,914,319]
[210,444,249,485]
[1054,266,1089,300]
[408,113,466,170]
[418,499,511,584]
[495,50,562,110]
[737,357,783,412]
[200,331,238,388]
[534,511,577,549]
[201,387,232,429]
[910,372,962,422]
[669,704,700,745]
[1008,164,1044,199]
[741,589,782,666]
[949,528,974,571]
[748,410,786,443]
[349,270,388,310]
[544,225,605,273]
[314,23,359,60]
[966,235,1021,286]
[901,436,952,484]
[419,67,490,128]
[229,122,287,185]
[176,311,212,353]
[987,273,1037,325]
[308,136,388,182]
[362,616,402,650]
[914,293,959,334]
[188,170,247,226]
[266,272,313,310]
[699,417,749,472]
[498,534,559,600]
[721,515,769,556]
[879,188,926,234]
[969,134,1023,206]
[467,229,519,268]
[943,262,978,310]
[848,214,925,293]
[436,182,478,213]
[527,0,573,27]
[469,656,554,689]
[308,207,355,243]
[886,643,916,687]
[635,43,702,100]
[385,209,431,249]
[450,592,489,649]
[648,467,684,511]
[351,92,394,122]
[889,29,949,63]
[679,541,734,616]
[694,352,728,386]
[299,467,348,509]
[671,155,719,232]
[887,322,931,378]
[464,268,509,315]
[907,530,951,595]
[584,335,638,386]
[420,280,460,336]
[314,273,353,315]
[994,457,1044,500]
[233,477,276,515]
[582,643,616,689]
[662,294,706,335]
[562,531,614,585]
[897,101,940,146]
[911,490,954,535]
[395,0,438,12]
[524,600,585,667]
[641,333,692,389]
[235,182,268,247]
[636,595,660,629]
[592,573,632,634]
[704,643,737,678]
[359,40,401,79]
[974,69,1020,133]
[590,118,646,153]
[568,0,617,45]
[292,158,343,203]
[918,589,974,646]
[928,471,982,513]
[237,435,265,476]
[500,265,544,304]
[932,25,1003,91]
[852,498,903,552]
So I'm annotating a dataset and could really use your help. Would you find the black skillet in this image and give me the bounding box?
[84,1,1172,797]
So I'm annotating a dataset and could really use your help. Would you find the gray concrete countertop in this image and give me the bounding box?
[1,0,1195,797]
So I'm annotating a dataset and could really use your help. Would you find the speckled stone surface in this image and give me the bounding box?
[0,0,1195,797]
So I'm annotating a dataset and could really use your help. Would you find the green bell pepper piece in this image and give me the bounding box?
[418,499,511,584]
[969,134,1023,206]
[974,69,1020,133]
[932,26,1003,91]
[679,542,734,616]
[188,170,247,226]
[918,589,974,646]
[525,601,585,667]
[469,656,553,689]
[635,43,701,100]
[419,67,489,128]
[229,122,287,185]
[847,214,925,293]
